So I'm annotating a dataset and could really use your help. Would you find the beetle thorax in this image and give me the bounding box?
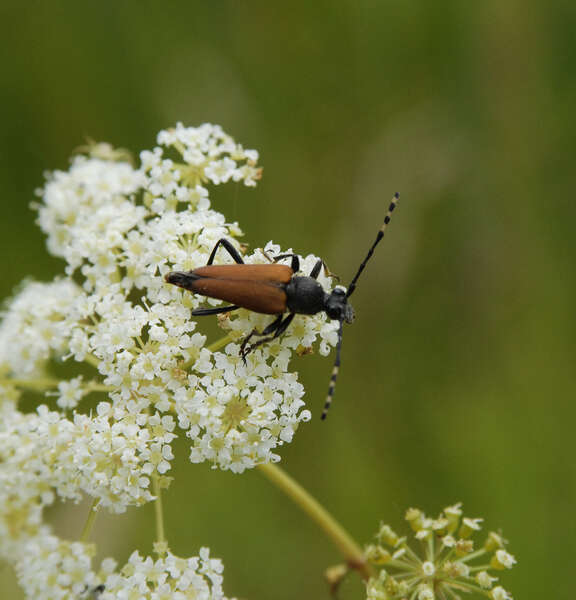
[285,276,327,315]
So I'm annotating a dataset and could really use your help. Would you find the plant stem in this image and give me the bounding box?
[152,475,166,547]
[1,377,113,395]
[207,333,235,353]
[85,382,115,393]
[258,463,372,579]
[80,498,100,542]
[1,377,61,391]
[84,353,101,369]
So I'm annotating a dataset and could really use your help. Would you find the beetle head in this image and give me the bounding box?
[325,287,355,323]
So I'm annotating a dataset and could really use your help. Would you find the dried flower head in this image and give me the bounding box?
[366,504,516,600]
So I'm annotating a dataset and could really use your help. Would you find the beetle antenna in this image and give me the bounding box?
[321,320,344,420]
[346,193,400,298]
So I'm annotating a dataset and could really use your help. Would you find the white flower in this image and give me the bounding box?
[491,586,513,600]
[205,157,237,184]
[35,157,145,273]
[1,123,341,539]
[477,570,498,588]
[1,123,325,599]
[12,532,235,600]
[366,504,516,600]
[492,549,517,570]
[417,585,434,600]
[0,279,82,376]
[55,376,86,409]
[147,122,261,192]
[460,516,483,538]
[14,533,99,600]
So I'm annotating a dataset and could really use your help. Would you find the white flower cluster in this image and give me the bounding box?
[14,532,230,600]
[365,503,516,600]
[0,124,339,598]
[0,403,174,520]
[0,279,82,377]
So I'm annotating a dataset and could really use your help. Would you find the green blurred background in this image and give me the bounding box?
[1,1,574,598]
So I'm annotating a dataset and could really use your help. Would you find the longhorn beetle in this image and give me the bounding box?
[165,193,400,419]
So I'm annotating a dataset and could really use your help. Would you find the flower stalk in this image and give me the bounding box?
[258,462,372,579]
[152,474,166,549]
[80,498,100,542]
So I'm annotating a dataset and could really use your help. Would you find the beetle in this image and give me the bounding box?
[165,193,399,419]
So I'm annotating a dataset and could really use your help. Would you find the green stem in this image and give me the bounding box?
[258,463,373,580]
[0,377,61,391]
[80,498,100,542]
[1,377,113,395]
[207,333,235,353]
[83,353,101,369]
[152,475,166,547]
[85,383,115,393]
[459,548,487,563]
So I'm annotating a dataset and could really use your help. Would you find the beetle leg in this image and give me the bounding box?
[240,314,284,360]
[240,313,295,363]
[309,258,325,279]
[273,253,300,273]
[207,238,245,265]
[310,258,341,282]
[191,305,240,316]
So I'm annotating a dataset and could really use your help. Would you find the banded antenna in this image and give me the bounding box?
[346,192,400,299]
[321,192,400,420]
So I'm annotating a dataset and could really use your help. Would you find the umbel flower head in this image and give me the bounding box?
[1,122,338,494]
[365,503,516,600]
[14,532,230,600]
[0,123,340,598]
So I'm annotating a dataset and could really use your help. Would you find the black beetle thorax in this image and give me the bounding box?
[285,276,327,315]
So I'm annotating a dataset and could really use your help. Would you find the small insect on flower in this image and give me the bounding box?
[165,193,400,419]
